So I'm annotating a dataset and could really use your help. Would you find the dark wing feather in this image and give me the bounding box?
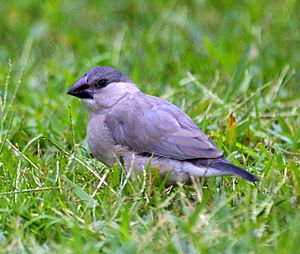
[106,94,222,160]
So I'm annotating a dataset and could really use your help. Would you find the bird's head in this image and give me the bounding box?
[67,66,139,112]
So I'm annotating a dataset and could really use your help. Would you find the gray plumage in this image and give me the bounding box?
[67,66,259,183]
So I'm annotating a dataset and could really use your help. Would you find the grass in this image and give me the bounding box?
[0,0,299,253]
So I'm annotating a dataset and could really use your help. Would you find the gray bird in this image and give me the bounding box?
[67,66,258,183]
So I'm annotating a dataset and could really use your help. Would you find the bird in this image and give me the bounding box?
[67,66,259,184]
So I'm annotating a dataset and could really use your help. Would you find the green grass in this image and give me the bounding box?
[0,1,299,253]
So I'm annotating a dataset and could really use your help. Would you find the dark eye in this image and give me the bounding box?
[96,79,108,88]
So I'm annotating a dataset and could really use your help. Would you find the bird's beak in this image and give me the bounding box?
[67,77,94,99]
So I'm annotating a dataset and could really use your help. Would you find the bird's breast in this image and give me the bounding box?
[87,114,125,167]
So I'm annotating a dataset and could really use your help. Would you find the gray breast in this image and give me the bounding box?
[87,113,121,166]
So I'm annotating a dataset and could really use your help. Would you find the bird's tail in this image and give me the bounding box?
[191,158,259,182]
[213,159,259,182]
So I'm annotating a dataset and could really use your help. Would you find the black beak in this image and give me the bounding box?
[67,77,94,99]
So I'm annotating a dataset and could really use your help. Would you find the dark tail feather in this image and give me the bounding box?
[214,160,259,182]
[190,158,259,182]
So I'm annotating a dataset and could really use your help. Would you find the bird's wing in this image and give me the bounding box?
[106,94,222,160]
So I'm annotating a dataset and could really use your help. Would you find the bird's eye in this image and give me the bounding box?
[96,79,108,88]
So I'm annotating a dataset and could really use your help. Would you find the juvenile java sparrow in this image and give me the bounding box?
[67,66,258,183]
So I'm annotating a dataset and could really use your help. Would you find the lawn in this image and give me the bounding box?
[0,1,299,253]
